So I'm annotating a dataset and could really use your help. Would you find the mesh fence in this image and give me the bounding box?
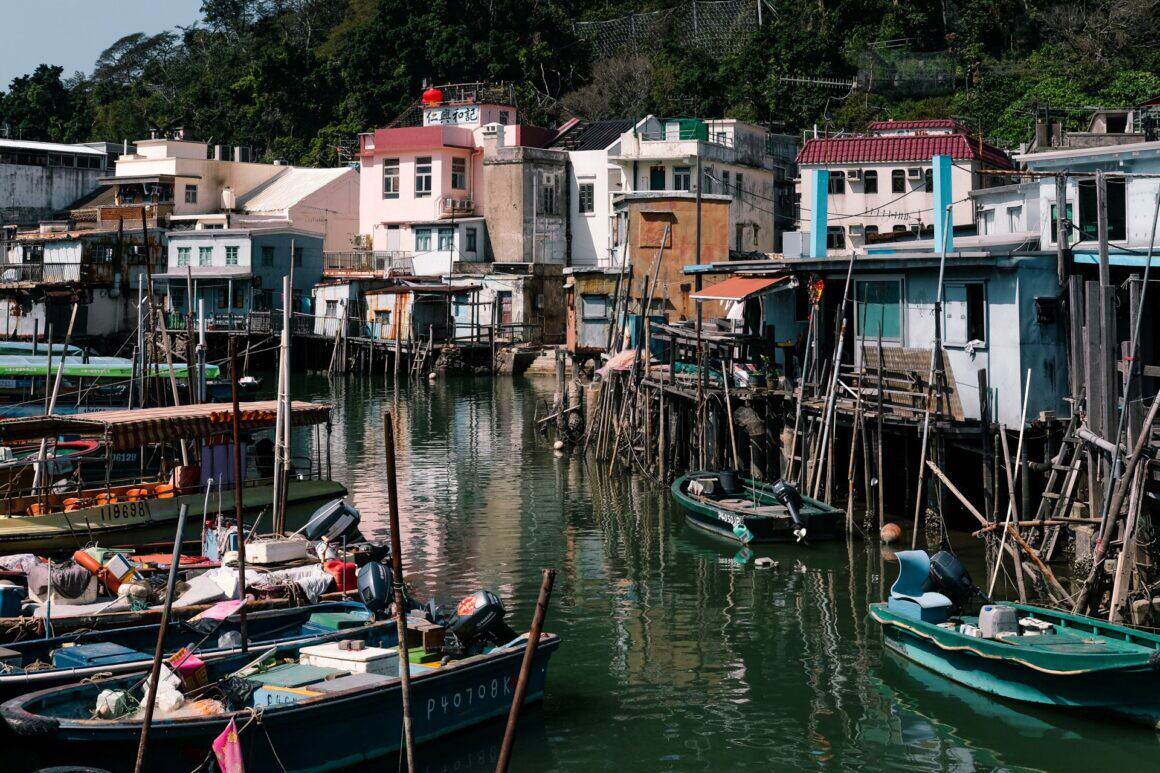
[856,47,959,98]
[574,0,758,58]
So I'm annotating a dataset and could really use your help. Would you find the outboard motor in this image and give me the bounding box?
[444,590,517,655]
[299,499,364,542]
[769,479,808,542]
[356,561,393,615]
[928,550,990,611]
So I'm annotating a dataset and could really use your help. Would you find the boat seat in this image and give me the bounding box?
[888,550,952,624]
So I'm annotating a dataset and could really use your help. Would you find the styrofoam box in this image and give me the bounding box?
[248,539,310,565]
[298,643,398,675]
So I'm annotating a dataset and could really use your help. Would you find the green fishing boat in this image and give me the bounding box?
[671,470,843,544]
[871,550,1160,729]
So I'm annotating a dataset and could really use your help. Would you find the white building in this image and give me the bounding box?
[0,139,107,225]
[795,119,1012,254]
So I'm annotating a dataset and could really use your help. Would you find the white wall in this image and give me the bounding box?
[0,164,104,224]
[567,148,622,267]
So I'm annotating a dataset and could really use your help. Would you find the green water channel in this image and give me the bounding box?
[296,374,1160,772]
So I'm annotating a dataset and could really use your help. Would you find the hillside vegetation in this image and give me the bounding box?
[2,0,1158,164]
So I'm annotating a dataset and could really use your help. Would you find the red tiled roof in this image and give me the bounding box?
[867,119,966,132]
[796,134,1012,169]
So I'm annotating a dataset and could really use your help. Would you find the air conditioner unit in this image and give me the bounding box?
[846,169,863,182]
[907,167,923,180]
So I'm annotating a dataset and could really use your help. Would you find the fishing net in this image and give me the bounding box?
[574,0,758,58]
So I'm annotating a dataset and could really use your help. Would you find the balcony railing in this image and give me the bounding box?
[324,251,414,276]
[0,262,83,285]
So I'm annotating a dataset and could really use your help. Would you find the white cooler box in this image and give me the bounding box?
[298,642,399,675]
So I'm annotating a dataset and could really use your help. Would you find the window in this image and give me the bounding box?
[892,169,906,193]
[199,246,212,266]
[923,168,934,193]
[233,286,244,308]
[1050,202,1074,245]
[225,246,239,266]
[415,228,432,251]
[1078,178,1126,241]
[856,280,902,340]
[499,111,510,125]
[864,225,879,240]
[721,170,730,194]
[325,300,339,317]
[580,294,610,322]
[863,170,878,194]
[216,287,231,309]
[170,287,185,309]
[945,283,986,345]
[734,173,744,199]
[293,246,303,267]
[176,247,190,267]
[437,228,454,251]
[649,166,665,191]
[1006,205,1023,232]
[893,224,908,234]
[415,156,432,197]
[451,157,466,189]
[826,226,845,250]
[980,209,995,235]
[828,171,845,195]
[673,166,691,191]
[261,245,274,267]
[578,182,595,214]
[184,185,198,204]
[383,158,400,199]
[538,177,558,215]
[465,227,478,252]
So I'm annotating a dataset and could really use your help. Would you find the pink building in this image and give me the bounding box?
[349,84,555,277]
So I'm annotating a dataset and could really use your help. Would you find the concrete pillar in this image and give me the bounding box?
[932,154,953,253]
[808,169,829,258]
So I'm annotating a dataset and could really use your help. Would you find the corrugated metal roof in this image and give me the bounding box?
[238,167,355,213]
[549,119,633,151]
[690,275,790,302]
[796,134,1012,168]
[0,139,105,156]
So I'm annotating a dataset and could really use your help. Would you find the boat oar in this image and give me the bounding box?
[495,567,557,773]
[383,412,415,773]
[134,502,189,773]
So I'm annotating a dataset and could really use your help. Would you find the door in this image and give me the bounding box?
[498,291,513,327]
[385,225,401,251]
[649,166,665,191]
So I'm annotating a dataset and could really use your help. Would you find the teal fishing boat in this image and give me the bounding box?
[671,470,843,544]
[870,550,1160,729]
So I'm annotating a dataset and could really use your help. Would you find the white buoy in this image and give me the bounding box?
[553,440,565,450]
[427,372,436,381]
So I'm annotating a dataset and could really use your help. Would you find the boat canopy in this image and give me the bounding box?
[0,400,330,449]
[0,355,220,380]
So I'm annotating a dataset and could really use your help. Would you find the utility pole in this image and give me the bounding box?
[694,154,704,468]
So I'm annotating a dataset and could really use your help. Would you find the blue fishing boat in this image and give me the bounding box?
[2,609,560,771]
[0,601,382,700]
[870,550,1160,729]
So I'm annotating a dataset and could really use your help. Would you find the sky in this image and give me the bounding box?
[0,0,204,89]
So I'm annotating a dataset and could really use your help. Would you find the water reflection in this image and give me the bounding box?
[290,374,1160,771]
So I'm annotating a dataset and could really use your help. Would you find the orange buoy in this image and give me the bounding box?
[154,483,175,499]
[880,522,903,544]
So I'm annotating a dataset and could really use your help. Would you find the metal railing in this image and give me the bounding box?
[324,251,414,276]
[0,262,83,284]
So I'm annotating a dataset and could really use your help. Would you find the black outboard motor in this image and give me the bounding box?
[929,550,990,611]
[444,590,517,656]
[300,499,364,542]
[769,479,808,542]
[356,561,393,615]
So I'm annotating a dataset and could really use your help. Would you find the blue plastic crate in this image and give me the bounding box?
[52,643,145,670]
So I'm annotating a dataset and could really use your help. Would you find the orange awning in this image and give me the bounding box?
[690,275,790,302]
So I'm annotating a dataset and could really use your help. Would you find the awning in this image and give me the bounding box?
[0,400,330,449]
[690,275,790,302]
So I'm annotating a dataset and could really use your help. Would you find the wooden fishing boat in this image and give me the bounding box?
[870,550,1160,729]
[2,625,560,772]
[0,601,382,700]
[671,471,843,544]
[0,400,344,554]
[0,439,100,491]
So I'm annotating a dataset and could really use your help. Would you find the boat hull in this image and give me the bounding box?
[0,478,346,554]
[672,473,842,544]
[871,603,1160,728]
[6,637,560,773]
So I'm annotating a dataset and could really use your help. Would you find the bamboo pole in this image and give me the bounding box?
[495,568,557,773]
[133,503,189,773]
[229,337,249,651]
[988,370,1032,600]
[811,252,856,499]
[383,412,415,773]
[785,303,816,484]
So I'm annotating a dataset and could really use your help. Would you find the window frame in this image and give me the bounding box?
[415,156,433,198]
[578,181,595,214]
[826,225,845,250]
[828,171,845,195]
[673,166,691,192]
[451,157,467,190]
[176,246,191,267]
[580,293,611,322]
[863,169,878,194]
[943,281,987,347]
[415,227,432,252]
[184,185,198,204]
[891,169,906,193]
[225,245,239,266]
[437,227,454,252]
[465,226,478,252]
[198,246,212,266]
[383,158,400,199]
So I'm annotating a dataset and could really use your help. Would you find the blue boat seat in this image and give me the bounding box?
[888,550,952,624]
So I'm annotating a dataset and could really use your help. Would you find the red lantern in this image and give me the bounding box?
[421,87,443,106]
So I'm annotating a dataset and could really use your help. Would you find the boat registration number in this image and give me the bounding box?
[97,500,150,525]
[426,674,513,719]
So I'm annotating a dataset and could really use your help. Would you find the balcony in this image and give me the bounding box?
[0,262,83,286]
[324,251,414,278]
[438,196,475,218]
